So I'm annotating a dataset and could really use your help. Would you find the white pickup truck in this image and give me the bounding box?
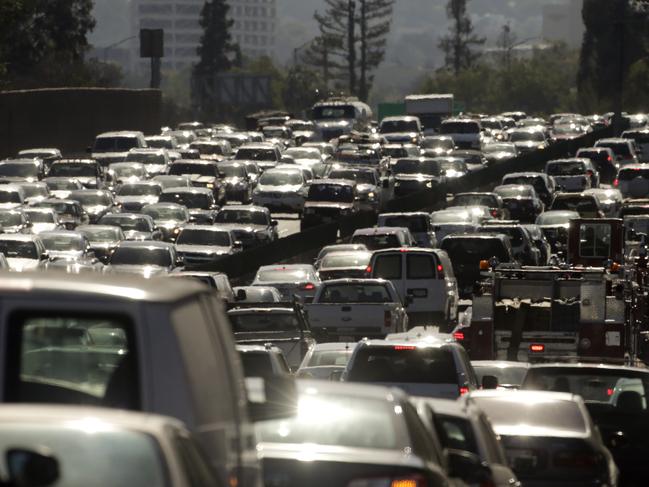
[304,278,409,341]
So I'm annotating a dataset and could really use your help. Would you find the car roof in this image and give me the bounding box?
[219,205,268,212]
[311,342,356,351]
[310,178,355,187]
[296,378,408,402]
[182,225,230,232]
[102,213,150,220]
[353,227,407,236]
[257,264,315,271]
[97,131,143,138]
[0,234,40,242]
[162,187,213,194]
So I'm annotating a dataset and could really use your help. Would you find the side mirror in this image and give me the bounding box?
[236,288,248,301]
[6,448,60,487]
[481,375,499,389]
[447,449,492,484]
[247,376,298,423]
[233,241,243,251]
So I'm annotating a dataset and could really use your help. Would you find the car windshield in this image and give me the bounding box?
[471,395,586,434]
[159,192,211,209]
[177,229,231,246]
[191,143,223,155]
[94,137,139,152]
[510,131,545,142]
[117,184,161,197]
[473,365,528,387]
[495,185,535,198]
[381,120,419,133]
[442,238,511,263]
[219,165,246,178]
[229,313,300,333]
[597,142,631,157]
[72,193,111,206]
[127,152,166,164]
[110,246,171,266]
[453,194,497,207]
[142,206,188,221]
[308,184,354,203]
[80,227,122,241]
[382,215,429,233]
[422,138,454,149]
[0,212,22,226]
[0,240,37,259]
[100,217,150,232]
[441,122,480,134]
[259,171,303,186]
[169,163,216,177]
[256,394,405,450]
[321,252,371,269]
[235,148,278,161]
[312,105,356,119]
[49,164,96,177]
[431,211,472,224]
[328,170,376,185]
[285,149,320,159]
[546,161,586,176]
[552,197,597,213]
[41,235,85,252]
[46,180,80,191]
[307,349,353,367]
[214,210,268,225]
[109,165,145,178]
[256,268,312,282]
[523,367,649,416]
[19,185,48,198]
[394,159,440,176]
[351,234,401,250]
[438,159,465,171]
[0,163,38,178]
[0,426,167,486]
[0,191,21,203]
[348,346,457,383]
[146,138,173,149]
[24,210,55,223]
[319,284,392,303]
[39,202,76,215]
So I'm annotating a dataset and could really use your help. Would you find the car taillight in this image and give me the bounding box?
[453,331,465,341]
[365,265,372,275]
[459,386,469,395]
[384,310,392,327]
[491,209,498,217]
[554,451,603,468]
[530,343,545,353]
[303,283,315,290]
[393,345,416,351]
[348,475,427,487]
[436,263,445,278]
[613,178,619,187]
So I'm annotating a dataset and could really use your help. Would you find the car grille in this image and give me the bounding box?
[310,207,341,217]
[181,252,224,264]
[120,202,144,212]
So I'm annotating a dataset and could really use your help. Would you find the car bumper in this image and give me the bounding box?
[253,194,304,212]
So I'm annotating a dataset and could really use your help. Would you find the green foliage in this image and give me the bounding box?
[282,65,324,116]
[421,43,579,115]
[438,0,485,75]
[194,0,238,78]
[623,59,649,112]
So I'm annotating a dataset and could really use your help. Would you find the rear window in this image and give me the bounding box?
[597,141,631,157]
[352,234,401,250]
[319,284,392,303]
[320,252,371,269]
[442,238,511,263]
[5,313,139,410]
[256,269,312,282]
[551,196,598,213]
[546,161,586,176]
[618,168,649,181]
[406,253,438,279]
[307,349,353,367]
[440,122,480,134]
[579,223,611,258]
[229,313,300,333]
[348,346,457,384]
[239,352,274,379]
[373,254,402,279]
[382,216,429,233]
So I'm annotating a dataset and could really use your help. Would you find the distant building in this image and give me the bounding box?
[542,0,584,48]
[129,0,277,73]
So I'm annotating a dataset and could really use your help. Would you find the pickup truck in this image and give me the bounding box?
[304,278,409,341]
[0,272,295,487]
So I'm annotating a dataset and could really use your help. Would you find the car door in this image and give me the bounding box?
[404,251,446,315]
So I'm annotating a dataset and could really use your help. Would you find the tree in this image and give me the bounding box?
[194,0,238,78]
[357,0,394,101]
[438,0,485,75]
[301,18,345,89]
[281,65,323,115]
[497,23,517,70]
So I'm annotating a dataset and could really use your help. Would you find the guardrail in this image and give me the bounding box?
[197,127,613,279]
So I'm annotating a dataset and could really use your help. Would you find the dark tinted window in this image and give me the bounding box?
[373,254,402,279]
[442,238,511,263]
[110,247,172,266]
[352,234,401,250]
[308,184,354,202]
[436,415,479,455]
[618,168,649,181]
[383,216,429,233]
[407,254,437,279]
[440,122,480,134]
[239,352,274,379]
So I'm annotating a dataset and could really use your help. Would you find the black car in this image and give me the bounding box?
[218,161,252,203]
[493,184,544,223]
[501,172,555,207]
[168,160,226,205]
[158,187,219,224]
[255,380,460,487]
[0,158,44,183]
[301,179,360,230]
[576,147,618,185]
[213,205,278,249]
[392,157,443,197]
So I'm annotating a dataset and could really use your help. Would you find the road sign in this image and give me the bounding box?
[140,29,164,58]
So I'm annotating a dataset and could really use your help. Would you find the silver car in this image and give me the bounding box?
[252,264,321,300]
[252,167,308,215]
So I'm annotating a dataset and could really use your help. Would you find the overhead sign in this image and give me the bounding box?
[140,29,164,58]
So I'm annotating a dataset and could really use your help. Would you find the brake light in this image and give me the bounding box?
[607,388,614,396]
[393,345,416,350]
[530,343,545,352]
[384,310,392,328]
[491,209,498,217]
[613,178,619,187]
[348,475,427,487]
[303,283,315,290]
[607,156,612,162]
[453,331,465,340]
[365,265,372,275]
[436,263,445,278]
[459,386,469,395]
[586,170,593,176]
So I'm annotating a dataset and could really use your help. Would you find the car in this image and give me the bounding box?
[68,189,116,223]
[237,344,291,379]
[439,118,482,149]
[169,270,236,302]
[521,362,649,485]
[535,210,580,254]
[501,172,555,207]
[114,181,163,213]
[106,162,147,188]
[383,143,421,162]
[302,179,361,230]
[76,224,125,264]
[466,390,618,487]
[218,161,252,203]
[91,130,147,167]
[478,223,541,265]
[434,156,469,179]
[0,405,222,486]
[507,127,549,153]
[392,157,444,196]
[152,174,192,190]
[545,158,599,191]
[314,243,368,268]
[98,212,162,241]
[584,187,623,218]
[493,184,544,222]
[141,202,189,242]
[285,119,319,144]
[158,187,219,224]
[351,226,416,250]
[621,129,649,162]
[614,163,649,199]
[39,230,103,268]
[105,240,180,278]
[124,148,170,176]
[471,360,530,389]
[43,177,84,199]
[283,146,324,168]
[549,192,604,218]
[233,286,283,303]
[450,192,509,219]
[0,233,49,271]
[33,198,89,230]
[17,147,62,168]
[327,166,385,213]
[252,167,308,215]
[0,184,25,210]
[576,147,618,184]
[0,158,44,183]
[251,264,321,301]
[342,338,478,398]
[0,209,32,234]
[316,250,372,280]
[296,342,355,380]
[420,135,455,156]
[175,225,243,267]
[377,212,437,248]
[213,205,278,249]
[256,380,457,487]
[522,224,552,265]
[414,398,521,487]
[15,181,50,204]
[233,143,282,171]
[450,149,488,171]
[379,115,422,144]
[440,233,514,298]
[228,306,315,370]
[23,207,62,234]
[595,137,639,166]
[47,159,103,189]
[167,159,226,204]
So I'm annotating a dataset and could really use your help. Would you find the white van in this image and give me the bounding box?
[368,248,458,325]
[439,118,482,150]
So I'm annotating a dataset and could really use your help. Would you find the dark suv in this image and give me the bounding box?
[301,179,360,230]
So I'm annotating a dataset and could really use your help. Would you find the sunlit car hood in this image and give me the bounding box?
[104,264,170,278]
[47,250,85,261]
[7,258,42,272]
[31,223,59,234]
[0,202,23,210]
[123,230,153,241]
[256,184,303,193]
[175,244,233,255]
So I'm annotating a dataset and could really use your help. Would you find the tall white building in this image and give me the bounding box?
[130,0,277,72]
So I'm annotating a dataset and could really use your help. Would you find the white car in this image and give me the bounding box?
[252,167,308,215]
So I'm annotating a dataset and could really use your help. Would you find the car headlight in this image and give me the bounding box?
[367,192,376,200]
[426,181,433,188]
[173,227,180,235]
[206,183,214,189]
[537,144,545,150]
[394,181,401,187]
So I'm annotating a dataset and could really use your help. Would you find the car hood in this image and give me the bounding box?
[257,184,303,193]
[50,190,73,199]
[0,202,23,210]
[304,201,354,210]
[175,244,232,255]
[395,174,437,182]
[115,195,159,205]
[31,223,60,234]
[84,205,110,215]
[7,258,42,272]
[47,250,85,260]
[356,184,378,193]
[185,174,217,184]
[143,164,167,175]
[383,132,418,142]
[123,230,153,241]
[104,264,170,278]
[314,119,352,129]
[210,223,266,232]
